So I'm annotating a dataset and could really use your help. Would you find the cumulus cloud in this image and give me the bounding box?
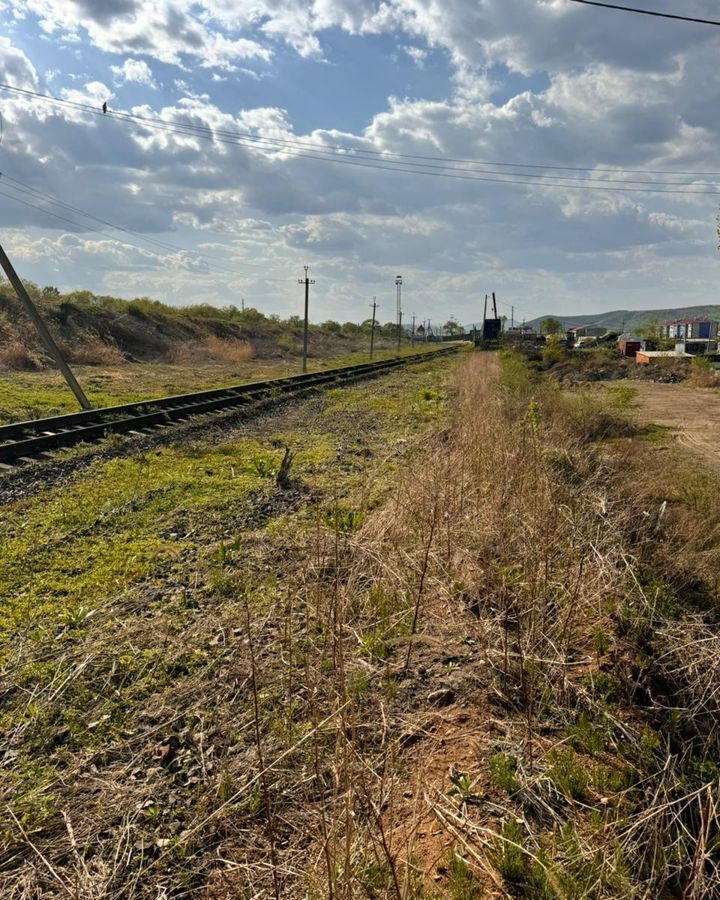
[16,0,272,68]
[2,2,720,321]
[110,57,156,87]
[0,35,38,89]
[401,45,427,68]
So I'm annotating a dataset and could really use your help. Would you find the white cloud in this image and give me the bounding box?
[110,57,156,87]
[401,44,427,68]
[3,2,720,322]
[0,35,38,89]
[16,0,272,69]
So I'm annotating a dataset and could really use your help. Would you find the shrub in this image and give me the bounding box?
[498,349,532,393]
[276,333,301,354]
[542,334,567,366]
[688,354,719,387]
[0,340,41,370]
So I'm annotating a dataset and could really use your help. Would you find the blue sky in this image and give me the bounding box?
[1,0,720,325]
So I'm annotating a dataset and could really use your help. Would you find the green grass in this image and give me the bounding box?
[0,346,443,424]
[0,440,297,659]
[0,351,460,881]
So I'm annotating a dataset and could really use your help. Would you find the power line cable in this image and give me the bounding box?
[565,0,720,26]
[0,187,97,231]
[2,84,720,194]
[5,81,718,177]
[72,102,720,185]
[0,183,294,283]
[0,171,273,272]
[80,112,720,188]
[0,150,539,317]
[18,113,720,196]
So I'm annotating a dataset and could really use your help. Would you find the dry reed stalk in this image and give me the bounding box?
[243,593,281,900]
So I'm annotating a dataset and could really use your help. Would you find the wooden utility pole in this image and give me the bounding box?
[0,242,91,410]
[411,313,416,347]
[298,265,315,373]
[395,275,403,352]
[369,297,378,360]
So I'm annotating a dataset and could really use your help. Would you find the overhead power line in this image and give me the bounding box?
[1,84,720,197]
[0,171,271,273]
[5,82,719,177]
[0,175,293,283]
[566,0,720,26]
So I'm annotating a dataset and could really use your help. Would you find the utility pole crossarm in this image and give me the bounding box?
[0,242,91,410]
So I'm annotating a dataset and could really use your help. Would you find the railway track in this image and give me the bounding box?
[0,348,457,467]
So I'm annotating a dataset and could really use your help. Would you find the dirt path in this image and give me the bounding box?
[630,381,720,466]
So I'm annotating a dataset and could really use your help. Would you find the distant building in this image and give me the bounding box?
[568,324,606,340]
[618,334,642,358]
[660,318,718,341]
[506,325,537,342]
[636,350,691,365]
[675,340,719,356]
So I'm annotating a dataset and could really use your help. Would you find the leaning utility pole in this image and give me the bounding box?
[395,274,403,352]
[298,265,315,373]
[0,241,91,410]
[369,297,378,360]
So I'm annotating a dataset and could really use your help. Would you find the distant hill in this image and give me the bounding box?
[523,305,720,335]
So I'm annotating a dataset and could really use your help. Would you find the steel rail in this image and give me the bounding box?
[0,348,457,465]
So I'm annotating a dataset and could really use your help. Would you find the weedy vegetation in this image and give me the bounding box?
[1,346,719,898]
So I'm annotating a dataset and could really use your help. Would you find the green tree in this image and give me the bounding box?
[640,318,660,342]
[542,333,567,366]
[444,317,464,336]
[540,316,562,335]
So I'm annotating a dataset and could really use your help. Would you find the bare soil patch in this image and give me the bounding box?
[629,380,720,467]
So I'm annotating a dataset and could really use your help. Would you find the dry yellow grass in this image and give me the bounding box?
[67,333,125,366]
[3,350,719,898]
[0,339,41,370]
[168,334,254,365]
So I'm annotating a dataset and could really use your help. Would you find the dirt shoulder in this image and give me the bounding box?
[626,380,720,467]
